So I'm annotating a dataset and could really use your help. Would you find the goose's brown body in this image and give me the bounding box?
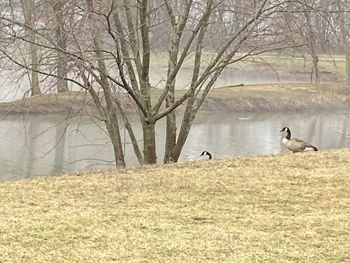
[281,127,318,153]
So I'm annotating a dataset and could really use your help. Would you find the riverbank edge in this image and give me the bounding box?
[0,83,349,115]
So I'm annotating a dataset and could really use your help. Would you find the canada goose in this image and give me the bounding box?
[200,151,212,160]
[280,127,318,153]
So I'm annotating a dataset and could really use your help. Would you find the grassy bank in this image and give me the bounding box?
[1,149,350,262]
[1,83,350,115]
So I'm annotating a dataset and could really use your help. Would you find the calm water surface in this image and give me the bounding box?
[0,110,349,181]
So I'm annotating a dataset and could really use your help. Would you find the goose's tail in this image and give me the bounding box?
[306,144,318,151]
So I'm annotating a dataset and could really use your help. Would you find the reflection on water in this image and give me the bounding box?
[0,110,349,181]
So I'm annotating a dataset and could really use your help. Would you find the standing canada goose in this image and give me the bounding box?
[200,151,212,160]
[280,127,318,153]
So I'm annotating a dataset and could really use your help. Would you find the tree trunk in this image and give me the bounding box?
[163,0,193,163]
[164,30,178,163]
[143,121,157,164]
[106,120,126,168]
[20,0,41,96]
[304,8,320,83]
[338,2,350,84]
[114,97,144,164]
[167,0,213,162]
[53,0,69,92]
[139,0,156,164]
[164,109,176,163]
[171,97,196,162]
[87,0,126,168]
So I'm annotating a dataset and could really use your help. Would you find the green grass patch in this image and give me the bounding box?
[1,149,350,262]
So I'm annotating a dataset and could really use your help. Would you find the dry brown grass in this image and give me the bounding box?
[1,84,350,115]
[1,149,350,262]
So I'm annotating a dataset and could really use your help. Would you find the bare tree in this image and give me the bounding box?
[20,0,41,95]
[52,0,69,92]
[337,0,350,84]
[2,0,335,168]
[303,4,320,83]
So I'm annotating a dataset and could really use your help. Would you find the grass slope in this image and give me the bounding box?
[1,149,350,262]
[1,83,350,115]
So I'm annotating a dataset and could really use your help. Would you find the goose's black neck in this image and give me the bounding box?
[207,152,212,160]
[285,129,291,140]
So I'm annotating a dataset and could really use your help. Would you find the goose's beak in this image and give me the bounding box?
[280,129,284,132]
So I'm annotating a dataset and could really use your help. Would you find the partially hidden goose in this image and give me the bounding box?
[280,127,318,153]
[200,151,212,160]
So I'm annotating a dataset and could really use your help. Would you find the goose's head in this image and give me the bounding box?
[200,151,212,159]
[280,127,290,133]
[200,151,209,156]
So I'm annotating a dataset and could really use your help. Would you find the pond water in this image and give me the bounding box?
[0,110,349,181]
